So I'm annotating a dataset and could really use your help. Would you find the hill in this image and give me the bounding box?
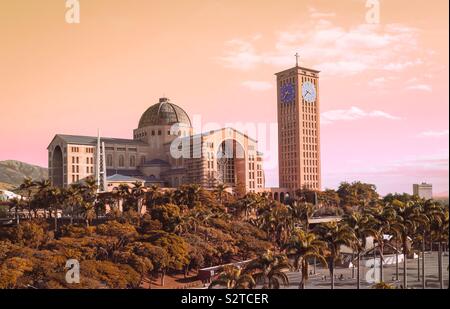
[0,160,48,189]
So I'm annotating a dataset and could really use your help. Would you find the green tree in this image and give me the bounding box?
[284,229,327,289]
[150,204,182,233]
[209,265,256,289]
[245,251,291,289]
[343,211,377,289]
[18,177,36,219]
[315,221,357,289]
[390,200,428,289]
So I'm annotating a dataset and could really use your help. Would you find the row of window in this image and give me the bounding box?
[304,159,318,166]
[69,146,94,153]
[134,129,189,140]
[303,136,318,144]
[303,113,317,121]
[303,152,319,159]
[303,144,318,151]
[302,106,317,113]
[304,166,318,173]
[106,154,137,167]
[304,182,319,190]
[303,121,317,129]
[303,129,317,136]
[71,156,94,165]
[72,175,80,182]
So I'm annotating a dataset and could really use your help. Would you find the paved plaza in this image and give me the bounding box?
[283,252,449,289]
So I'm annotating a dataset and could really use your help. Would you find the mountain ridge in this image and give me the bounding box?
[0,160,48,189]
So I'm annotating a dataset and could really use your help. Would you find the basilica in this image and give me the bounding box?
[47,97,266,193]
[48,62,322,200]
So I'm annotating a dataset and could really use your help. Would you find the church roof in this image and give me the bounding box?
[107,174,142,182]
[166,127,258,144]
[49,134,146,148]
[138,97,192,128]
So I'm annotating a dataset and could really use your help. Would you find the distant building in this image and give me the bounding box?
[413,182,433,199]
[0,190,22,201]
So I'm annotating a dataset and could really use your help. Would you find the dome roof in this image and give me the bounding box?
[138,98,192,128]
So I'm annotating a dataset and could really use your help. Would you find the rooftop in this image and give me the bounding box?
[48,134,147,148]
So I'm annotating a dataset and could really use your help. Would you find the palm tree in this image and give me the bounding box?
[9,197,23,225]
[35,179,51,218]
[118,184,131,212]
[48,186,62,232]
[369,204,399,283]
[245,251,291,289]
[63,184,83,224]
[284,229,327,289]
[343,211,377,289]
[19,177,35,219]
[422,199,443,288]
[315,221,358,289]
[290,201,315,232]
[184,184,202,208]
[131,181,145,215]
[238,193,261,220]
[213,184,229,207]
[429,203,448,289]
[209,265,256,289]
[390,199,428,289]
[145,185,162,209]
[80,177,98,227]
[174,213,199,236]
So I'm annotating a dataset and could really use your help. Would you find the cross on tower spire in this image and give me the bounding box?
[295,52,300,67]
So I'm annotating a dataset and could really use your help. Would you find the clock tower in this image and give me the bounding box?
[276,58,321,191]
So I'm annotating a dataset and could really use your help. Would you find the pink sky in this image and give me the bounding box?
[0,0,448,195]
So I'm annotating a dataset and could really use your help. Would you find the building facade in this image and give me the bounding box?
[47,97,265,193]
[413,182,433,199]
[276,64,321,191]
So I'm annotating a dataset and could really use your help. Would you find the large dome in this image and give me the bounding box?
[138,98,192,128]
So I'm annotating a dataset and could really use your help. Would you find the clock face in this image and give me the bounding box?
[302,81,317,103]
[280,83,295,104]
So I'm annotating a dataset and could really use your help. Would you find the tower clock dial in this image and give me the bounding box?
[302,81,316,103]
[280,83,295,104]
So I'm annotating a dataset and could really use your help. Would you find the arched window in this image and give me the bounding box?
[106,154,113,167]
[119,155,125,167]
[130,155,136,167]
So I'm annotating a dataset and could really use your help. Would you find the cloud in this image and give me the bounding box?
[383,59,423,71]
[218,37,262,70]
[327,152,449,179]
[218,20,425,76]
[417,130,449,138]
[308,7,336,19]
[368,76,397,88]
[241,80,273,91]
[321,106,401,124]
[406,84,432,92]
